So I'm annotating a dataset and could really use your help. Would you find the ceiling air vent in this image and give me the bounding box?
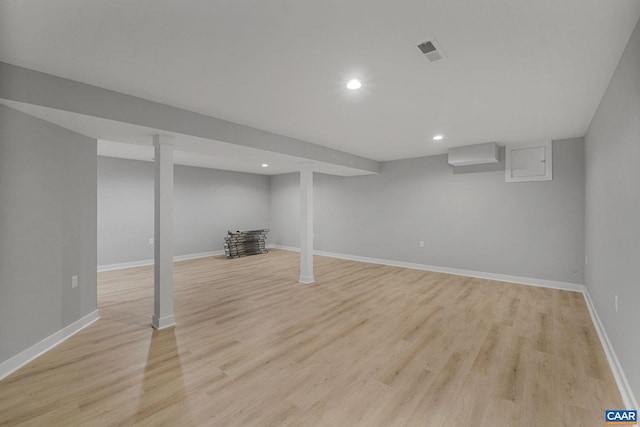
[418,38,446,62]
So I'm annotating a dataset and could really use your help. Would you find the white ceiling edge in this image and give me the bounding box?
[0,99,376,177]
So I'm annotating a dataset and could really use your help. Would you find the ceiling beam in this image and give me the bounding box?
[0,62,381,174]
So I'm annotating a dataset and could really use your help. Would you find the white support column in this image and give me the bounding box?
[299,163,315,284]
[152,134,176,329]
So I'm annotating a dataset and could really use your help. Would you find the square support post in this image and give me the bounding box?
[299,163,315,284]
[152,134,176,329]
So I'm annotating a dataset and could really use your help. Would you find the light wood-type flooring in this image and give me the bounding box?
[0,249,622,426]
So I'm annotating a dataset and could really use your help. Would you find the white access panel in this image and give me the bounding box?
[505,141,552,182]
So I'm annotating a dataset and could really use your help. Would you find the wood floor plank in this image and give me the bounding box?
[0,249,623,426]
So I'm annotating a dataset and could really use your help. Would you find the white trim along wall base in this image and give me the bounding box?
[0,310,99,381]
[268,244,638,410]
[97,250,225,272]
[269,244,583,292]
[583,292,639,411]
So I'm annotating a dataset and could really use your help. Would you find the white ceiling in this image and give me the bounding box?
[0,0,639,162]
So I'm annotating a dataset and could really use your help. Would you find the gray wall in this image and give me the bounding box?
[0,104,97,362]
[585,18,640,404]
[97,157,154,266]
[270,138,585,284]
[98,157,270,266]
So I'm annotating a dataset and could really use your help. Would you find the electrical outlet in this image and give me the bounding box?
[72,275,78,289]
[149,238,154,245]
[419,241,425,248]
[615,294,619,312]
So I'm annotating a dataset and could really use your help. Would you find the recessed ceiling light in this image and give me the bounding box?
[346,79,362,90]
[261,163,269,168]
[433,135,444,141]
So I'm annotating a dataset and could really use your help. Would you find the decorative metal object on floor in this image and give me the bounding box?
[224,229,269,259]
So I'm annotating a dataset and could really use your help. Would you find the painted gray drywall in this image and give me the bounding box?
[585,17,640,405]
[269,173,303,248]
[0,104,97,363]
[97,157,155,265]
[270,138,585,284]
[174,165,270,256]
[98,157,270,266]
[0,62,380,174]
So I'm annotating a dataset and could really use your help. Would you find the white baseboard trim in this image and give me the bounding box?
[151,314,176,330]
[97,258,154,272]
[583,290,638,410]
[0,310,100,381]
[268,244,584,292]
[98,250,225,272]
[299,275,315,284]
[174,250,225,262]
[270,244,300,253]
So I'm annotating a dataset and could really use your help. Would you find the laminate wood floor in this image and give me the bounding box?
[0,249,622,426]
